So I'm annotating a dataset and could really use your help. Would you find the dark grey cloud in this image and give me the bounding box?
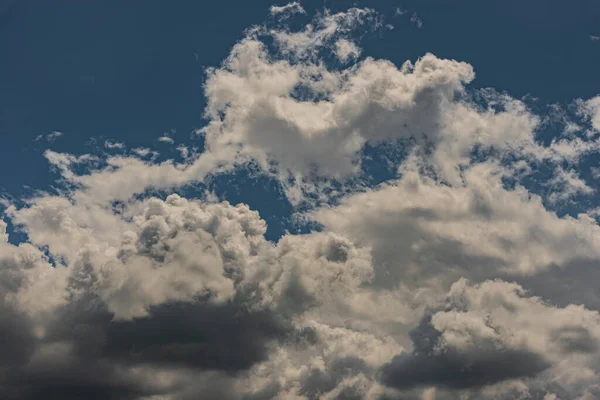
[378,317,551,391]
[0,290,296,400]
[103,301,290,371]
[3,363,159,400]
[0,304,36,370]
[551,325,599,354]
[518,259,600,311]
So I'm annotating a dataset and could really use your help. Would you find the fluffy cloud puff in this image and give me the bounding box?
[381,278,600,397]
[200,4,599,198]
[1,191,383,399]
[310,162,600,398]
[313,162,600,284]
[4,165,600,399]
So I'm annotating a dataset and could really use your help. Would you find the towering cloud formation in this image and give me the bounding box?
[2,3,600,399]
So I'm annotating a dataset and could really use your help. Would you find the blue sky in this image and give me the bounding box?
[2,1,600,399]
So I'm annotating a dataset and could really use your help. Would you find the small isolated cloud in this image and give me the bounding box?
[410,12,423,29]
[104,140,125,149]
[591,35,600,41]
[158,136,174,144]
[35,131,63,143]
[394,7,406,17]
[132,147,154,157]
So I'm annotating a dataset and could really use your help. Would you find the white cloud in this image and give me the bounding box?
[580,96,600,132]
[24,7,598,209]
[158,135,175,144]
[199,8,598,200]
[394,8,406,17]
[203,40,477,182]
[132,147,154,157]
[269,2,305,16]
[44,149,98,180]
[334,38,361,63]
[176,144,190,158]
[410,12,423,29]
[35,131,64,143]
[3,6,600,398]
[104,140,125,149]
[313,162,600,282]
[548,166,595,203]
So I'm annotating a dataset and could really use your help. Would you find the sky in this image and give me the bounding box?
[1,1,600,399]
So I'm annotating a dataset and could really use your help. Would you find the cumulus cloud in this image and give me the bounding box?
[314,163,600,285]
[1,177,356,398]
[379,316,550,390]
[28,4,598,208]
[1,184,386,398]
[197,6,599,202]
[380,278,600,395]
[580,96,600,132]
[3,3,600,399]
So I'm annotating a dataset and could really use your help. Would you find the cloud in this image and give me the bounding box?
[176,144,190,159]
[547,166,595,203]
[394,8,406,17]
[132,147,153,157]
[202,37,476,181]
[269,1,305,16]
[104,140,125,149]
[5,154,600,398]
[25,5,598,209]
[334,38,361,63]
[198,6,599,203]
[313,163,600,284]
[35,131,63,143]
[579,96,600,132]
[379,316,550,390]
[158,135,175,144]
[410,13,423,29]
[3,4,600,399]
[380,278,600,395]
[0,188,382,398]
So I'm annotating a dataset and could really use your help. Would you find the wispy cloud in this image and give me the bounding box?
[104,140,125,149]
[410,12,423,29]
[35,131,63,143]
[394,7,406,17]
